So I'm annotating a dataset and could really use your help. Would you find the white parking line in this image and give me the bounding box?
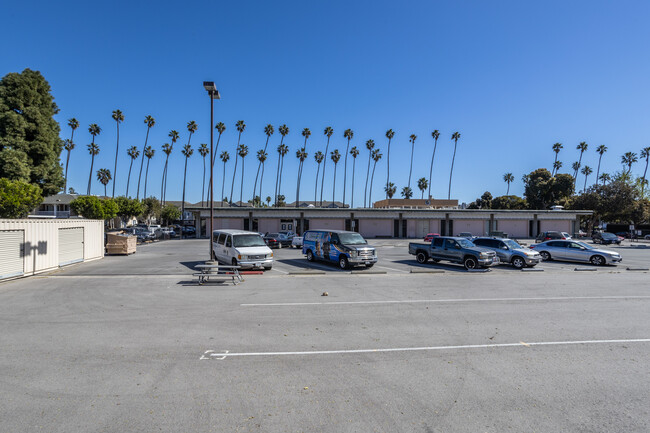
[200,338,650,359]
[241,295,650,307]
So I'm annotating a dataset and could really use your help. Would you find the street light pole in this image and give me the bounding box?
[203,81,220,259]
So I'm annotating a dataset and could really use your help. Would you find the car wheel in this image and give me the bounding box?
[590,255,605,266]
[232,258,238,266]
[264,266,272,271]
[416,251,428,264]
[540,251,551,261]
[511,256,525,269]
[339,256,349,270]
[464,257,478,270]
[306,249,314,262]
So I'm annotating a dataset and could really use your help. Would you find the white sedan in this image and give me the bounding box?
[291,236,303,249]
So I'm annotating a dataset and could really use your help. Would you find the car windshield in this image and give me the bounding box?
[458,239,475,248]
[503,239,522,249]
[233,234,267,247]
[602,233,617,239]
[266,233,279,237]
[338,233,367,245]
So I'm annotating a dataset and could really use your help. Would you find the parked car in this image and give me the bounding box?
[278,230,296,239]
[645,234,650,240]
[126,227,155,242]
[303,230,377,269]
[423,233,440,242]
[592,232,622,245]
[457,232,475,240]
[212,229,273,270]
[408,236,499,270]
[561,232,573,240]
[263,233,292,248]
[182,226,196,237]
[291,236,303,249]
[529,240,622,266]
[615,231,631,239]
[536,231,571,242]
[472,237,541,268]
[160,227,176,238]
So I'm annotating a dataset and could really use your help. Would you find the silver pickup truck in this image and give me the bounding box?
[408,236,499,270]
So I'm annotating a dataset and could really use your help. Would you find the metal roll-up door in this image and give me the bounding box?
[0,230,25,280]
[59,227,84,266]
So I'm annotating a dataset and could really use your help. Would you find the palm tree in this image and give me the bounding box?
[363,139,375,208]
[349,146,359,207]
[161,130,179,205]
[257,149,269,206]
[595,145,607,185]
[64,118,79,193]
[385,129,395,199]
[503,172,514,195]
[314,151,324,203]
[599,173,611,185]
[143,146,154,198]
[125,146,140,197]
[160,143,172,203]
[581,165,592,192]
[96,168,111,197]
[181,144,194,228]
[448,132,460,199]
[253,124,274,204]
[237,144,249,205]
[574,141,588,179]
[384,182,396,199]
[342,129,354,206]
[198,143,209,204]
[296,127,311,205]
[212,122,226,167]
[428,130,440,199]
[136,115,155,199]
[276,144,289,206]
[551,142,563,175]
[330,149,341,204]
[571,162,580,189]
[86,124,101,195]
[553,160,563,174]
[621,152,638,175]
[401,186,413,199]
[320,126,334,206]
[111,109,124,197]
[229,120,246,206]
[186,121,198,146]
[407,134,417,189]
[266,196,271,206]
[640,147,650,195]
[417,177,428,199]
[368,149,382,206]
[295,147,308,206]
[274,124,289,206]
[86,142,100,195]
[220,151,230,206]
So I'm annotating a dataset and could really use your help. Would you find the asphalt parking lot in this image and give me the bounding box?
[1,238,649,432]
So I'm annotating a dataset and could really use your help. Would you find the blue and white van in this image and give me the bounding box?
[302,230,377,269]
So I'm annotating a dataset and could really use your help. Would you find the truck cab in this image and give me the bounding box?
[408,236,499,270]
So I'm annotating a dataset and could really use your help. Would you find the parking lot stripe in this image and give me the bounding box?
[201,338,650,359]
[241,295,650,307]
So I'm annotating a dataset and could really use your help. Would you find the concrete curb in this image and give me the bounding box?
[574,267,597,271]
[521,268,544,272]
[626,267,649,271]
[351,270,387,274]
[409,269,445,274]
[466,268,491,273]
[288,270,327,275]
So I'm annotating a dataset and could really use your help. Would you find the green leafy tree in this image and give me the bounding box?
[0,69,64,196]
[448,132,461,199]
[491,195,527,210]
[161,204,181,225]
[266,196,271,206]
[640,147,650,195]
[551,142,563,176]
[143,146,154,198]
[253,124,274,203]
[468,191,493,209]
[320,126,334,206]
[125,146,140,198]
[111,109,124,197]
[342,128,354,206]
[407,134,417,189]
[63,118,79,193]
[140,197,161,224]
[595,145,607,185]
[70,196,105,219]
[385,129,395,199]
[96,168,112,197]
[136,115,155,199]
[101,198,118,220]
[0,178,42,218]
[417,177,428,199]
[553,160,562,175]
[368,149,382,206]
[522,168,574,209]
[599,173,611,185]
[114,196,143,226]
[330,149,341,204]
[428,130,440,198]
[503,172,514,195]
[401,186,413,199]
[570,180,642,231]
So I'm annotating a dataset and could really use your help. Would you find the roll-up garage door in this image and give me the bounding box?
[59,227,84,266]
[0,230,25,279]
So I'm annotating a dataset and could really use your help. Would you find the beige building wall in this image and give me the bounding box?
[453,219,485,236]
[540,220,571,233]
[359,219,392,238]
[498,220,529,238]
[309,218,345,231]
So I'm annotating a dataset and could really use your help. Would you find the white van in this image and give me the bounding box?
[211,229,274,270]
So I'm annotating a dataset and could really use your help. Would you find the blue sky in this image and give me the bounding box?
[3,0,650,204]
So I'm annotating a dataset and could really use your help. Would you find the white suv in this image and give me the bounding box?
[212,229,273,270]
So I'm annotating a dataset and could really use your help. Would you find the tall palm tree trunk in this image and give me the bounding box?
[87,155,95,195]
[274,152,281,206]
[583,175,588,192]
[369,160,377,206]
[448,140,458,200]
[332,165,337,204]
[201,157,206,204]
[342,141,350,206]
[229,156,238,206]
[260,162,265,204]
[428,139,438,199]
[386,139,391,199]
[144,159,150,198]
[596,155,603,186]
[315,164,320,204]
[364,152,372,207]
[351,158,356,208]
[221,162,227,207]
[278,156,285,203]
[506,182,510,195]
[112,123,119,198]
[161,158,168,203]
[182,157,189,237]
[320,137,331,207]
[408,142,414,189]
[126,159,134,197]
[136,127,150,199]
[239,157,245,205]
[64,150,71,194]
[253,136,270,204]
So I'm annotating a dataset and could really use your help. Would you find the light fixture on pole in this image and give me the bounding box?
[203,81,220,259]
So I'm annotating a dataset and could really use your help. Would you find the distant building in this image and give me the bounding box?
[30,194,80,218]
[372,198,459,209]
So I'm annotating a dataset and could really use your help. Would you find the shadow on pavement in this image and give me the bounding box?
[276,259,347,272]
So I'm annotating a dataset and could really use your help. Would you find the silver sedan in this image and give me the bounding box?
[530,240,622,266]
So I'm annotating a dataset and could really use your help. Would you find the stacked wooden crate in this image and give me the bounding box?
[106,232,137,255]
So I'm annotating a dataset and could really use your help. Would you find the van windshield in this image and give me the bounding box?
[338,233,367,245]
[233,234,267,247]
